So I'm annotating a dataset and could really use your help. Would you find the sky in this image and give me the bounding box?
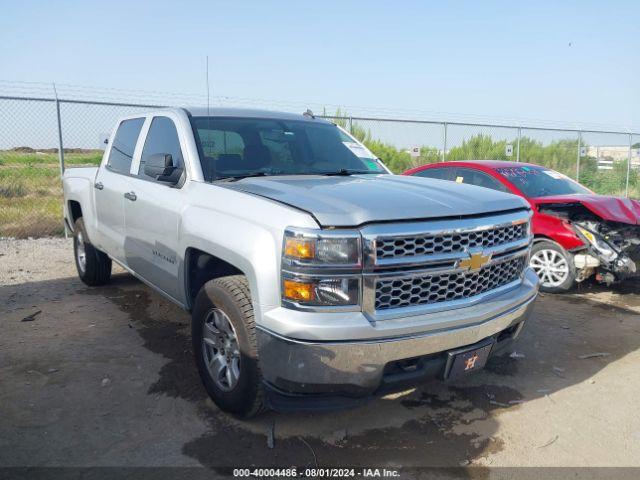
[1,0,639,130]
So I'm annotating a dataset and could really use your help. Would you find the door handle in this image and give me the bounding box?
[124,191,137,201]
[94,182,104,190]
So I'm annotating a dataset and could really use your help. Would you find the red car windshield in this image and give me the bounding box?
[496,166,591,198]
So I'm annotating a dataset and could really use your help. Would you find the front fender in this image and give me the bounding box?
[180,199,317,324]
[532,212,585,250]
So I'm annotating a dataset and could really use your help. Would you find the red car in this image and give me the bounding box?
[404,161,640,292]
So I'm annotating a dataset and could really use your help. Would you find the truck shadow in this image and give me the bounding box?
[2,272,638,469]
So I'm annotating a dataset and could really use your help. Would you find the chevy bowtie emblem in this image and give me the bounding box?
[459,251,492,271]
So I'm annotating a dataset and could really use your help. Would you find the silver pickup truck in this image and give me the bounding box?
[62,107,539,417]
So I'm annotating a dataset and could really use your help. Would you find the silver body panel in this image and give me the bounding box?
[93,167,129,262]
[223,174,530,227]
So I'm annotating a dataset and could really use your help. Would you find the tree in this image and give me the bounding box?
[324,109,637,197]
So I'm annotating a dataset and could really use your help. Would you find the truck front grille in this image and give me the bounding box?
[361,211,532,318]
[374,256,526,311]
[376,223,527,259]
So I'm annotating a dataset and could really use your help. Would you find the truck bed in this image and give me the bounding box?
[63,166,99,180]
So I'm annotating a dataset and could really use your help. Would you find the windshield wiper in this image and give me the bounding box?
[216,169,382,181]
[215,172,271,182]
[316,169,381,176]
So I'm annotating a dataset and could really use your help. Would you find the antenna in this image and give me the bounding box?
[206,55,211,118]
[205,56,215,180]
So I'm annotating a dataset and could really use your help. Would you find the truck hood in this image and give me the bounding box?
[532,194,640,225]
[223,174,529,227]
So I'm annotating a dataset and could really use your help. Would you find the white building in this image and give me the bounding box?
[586,146,640,170]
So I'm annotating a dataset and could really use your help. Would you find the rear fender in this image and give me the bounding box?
[63,174,98,240]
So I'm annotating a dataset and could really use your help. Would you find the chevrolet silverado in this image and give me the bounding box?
[62,108,539,417]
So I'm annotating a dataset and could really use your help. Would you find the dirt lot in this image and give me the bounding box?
[1,238,640,471]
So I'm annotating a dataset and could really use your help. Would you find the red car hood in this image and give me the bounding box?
[532,194,640,225]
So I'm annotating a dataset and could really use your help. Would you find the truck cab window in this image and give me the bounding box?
[107,118,145,175]
[139,116,184,181]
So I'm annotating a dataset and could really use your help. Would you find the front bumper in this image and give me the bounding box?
[257,268,538,404]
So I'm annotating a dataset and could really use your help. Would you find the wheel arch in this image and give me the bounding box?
[68,200,83,225]
[533,234,562,246]
[184,247,245,310]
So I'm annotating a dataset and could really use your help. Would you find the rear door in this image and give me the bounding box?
[124,115,188,303]
[93,117,145,263]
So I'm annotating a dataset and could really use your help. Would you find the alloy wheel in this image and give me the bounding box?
[530,248,570,288]
[76,231,87,274]
[201,308,241,391]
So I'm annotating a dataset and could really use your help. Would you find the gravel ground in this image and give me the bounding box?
[1,238,640,471]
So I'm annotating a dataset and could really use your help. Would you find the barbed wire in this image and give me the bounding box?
[1,79,637,133]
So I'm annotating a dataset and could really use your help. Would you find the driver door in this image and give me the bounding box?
[124,115,187,303]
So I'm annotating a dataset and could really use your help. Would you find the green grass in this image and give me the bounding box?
[0,151,101,238]
[0,151,103,166]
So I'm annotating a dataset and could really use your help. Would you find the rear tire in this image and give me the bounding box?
[73,218,112,286]
[530,240,575,293]
[192,275,265,418]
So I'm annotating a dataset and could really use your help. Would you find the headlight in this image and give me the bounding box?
[283,228,361,267]
[281,227,362,309]
[575,225,617,261]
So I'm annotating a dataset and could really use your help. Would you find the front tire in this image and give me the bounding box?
[73,218,112,286]
[192,275,265,418]
[530,240,575,293]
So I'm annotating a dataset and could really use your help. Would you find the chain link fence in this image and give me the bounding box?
[0,97,162,238]
[324,115,639,199]
[1,95,638,238]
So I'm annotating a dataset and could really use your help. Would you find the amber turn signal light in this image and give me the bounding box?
[283,279,315,301]
[284,238,315,259]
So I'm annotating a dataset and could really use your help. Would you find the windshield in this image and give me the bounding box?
[496,166,592,197]
[190,116,387,181]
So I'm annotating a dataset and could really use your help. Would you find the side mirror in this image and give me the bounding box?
[144,153,183,184]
